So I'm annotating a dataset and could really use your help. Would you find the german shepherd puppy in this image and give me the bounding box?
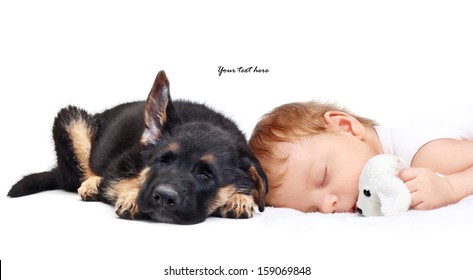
[8,70,267,224]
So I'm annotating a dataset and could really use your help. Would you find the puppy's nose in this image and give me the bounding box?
[153,185,180,206]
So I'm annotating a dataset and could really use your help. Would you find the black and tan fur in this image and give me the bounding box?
[8,70,267,225]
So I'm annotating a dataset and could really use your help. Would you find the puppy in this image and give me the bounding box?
[8,70,267,224]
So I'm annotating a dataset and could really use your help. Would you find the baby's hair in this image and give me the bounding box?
[249,100,376,204]
[249,100,375,160]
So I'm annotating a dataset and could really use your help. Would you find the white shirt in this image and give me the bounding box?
[375,122,473,165]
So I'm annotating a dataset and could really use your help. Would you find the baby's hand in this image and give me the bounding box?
[398,167,456,210]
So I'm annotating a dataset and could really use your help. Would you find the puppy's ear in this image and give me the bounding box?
[141,70,173,146]
[244,157,268,213]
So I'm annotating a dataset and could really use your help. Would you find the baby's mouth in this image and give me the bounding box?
[351,204,358,213]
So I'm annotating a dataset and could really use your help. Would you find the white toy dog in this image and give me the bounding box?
[356,154,411,216]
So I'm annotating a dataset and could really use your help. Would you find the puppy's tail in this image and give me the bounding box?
[8,168,60,197]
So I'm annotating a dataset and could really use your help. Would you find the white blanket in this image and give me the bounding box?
[2,191,472,280]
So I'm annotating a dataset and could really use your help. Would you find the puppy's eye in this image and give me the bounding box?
[363,189,371,197]
[194,164,213,181]
[159,152,174,164]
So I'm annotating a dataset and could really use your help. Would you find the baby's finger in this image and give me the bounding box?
[403,179,418,193]
[409,192,423,209]
[398,167,420,182]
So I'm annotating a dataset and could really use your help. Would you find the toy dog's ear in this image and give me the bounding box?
[141,70,175,146]
[377,177,411,216]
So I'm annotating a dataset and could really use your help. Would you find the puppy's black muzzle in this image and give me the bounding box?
[153,184,180,207]
[137,174,207,225]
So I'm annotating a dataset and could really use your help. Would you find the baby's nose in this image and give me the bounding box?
[320,194,338,213]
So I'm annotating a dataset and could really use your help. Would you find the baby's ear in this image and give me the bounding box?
[323,111,365,137]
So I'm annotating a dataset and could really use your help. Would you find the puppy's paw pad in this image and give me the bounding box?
[115,190,140,220]
[78,176,101,201]
[216,193,255,219]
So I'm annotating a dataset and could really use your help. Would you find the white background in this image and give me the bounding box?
[1,1,473,279]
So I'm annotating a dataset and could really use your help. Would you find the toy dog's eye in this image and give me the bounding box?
[363,189,371,197]
[357,207,363,214]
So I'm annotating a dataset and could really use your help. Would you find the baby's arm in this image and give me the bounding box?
[398,139,473,210]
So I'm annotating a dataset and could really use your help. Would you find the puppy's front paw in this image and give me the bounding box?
[78,176,101,201]
[115,189,141,220]
[214,193,255,218]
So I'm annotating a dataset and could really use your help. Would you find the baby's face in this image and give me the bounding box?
[267,132,377,213]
